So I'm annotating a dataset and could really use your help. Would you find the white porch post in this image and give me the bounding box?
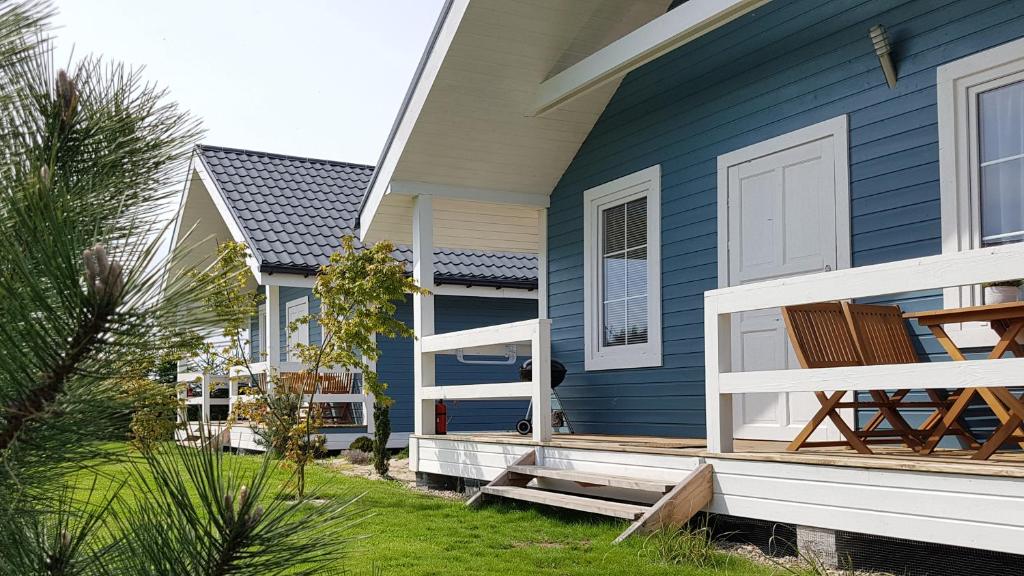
[413,194,436,436]
[532,319,553,442]
[538,208,548,320]
[704,296,733,453]
[265,284,280,395]
[364,338,376,434]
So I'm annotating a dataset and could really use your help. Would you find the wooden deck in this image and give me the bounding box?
[416,432,1024,478]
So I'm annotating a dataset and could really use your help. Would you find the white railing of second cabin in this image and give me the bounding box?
[704,243,1024,453]
[177,373,230,424]
[416,318,552,442]
[228,362,375,432]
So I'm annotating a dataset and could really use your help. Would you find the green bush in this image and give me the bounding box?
[349,436,374,453]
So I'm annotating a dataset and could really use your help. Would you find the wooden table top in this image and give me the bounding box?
[903,301,1024,326]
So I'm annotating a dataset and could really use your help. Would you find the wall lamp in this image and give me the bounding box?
[870,24,897,89]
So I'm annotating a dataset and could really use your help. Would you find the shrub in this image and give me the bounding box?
[344,450,371,465]
[349,436,374,453]
[122,377,183,451]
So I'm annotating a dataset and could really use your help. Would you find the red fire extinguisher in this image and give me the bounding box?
[435,399,447,435]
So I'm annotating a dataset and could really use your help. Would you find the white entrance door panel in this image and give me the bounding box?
[286,297,309,363]
[720,117,850,442]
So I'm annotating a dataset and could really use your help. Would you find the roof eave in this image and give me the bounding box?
[357,0,458,237]
[261,262,537,291]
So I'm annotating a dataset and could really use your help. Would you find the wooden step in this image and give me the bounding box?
[480,485,648,520]
[507,465,675,493]
[614,463,714,543]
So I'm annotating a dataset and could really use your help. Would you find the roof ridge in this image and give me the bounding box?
[197,144,376,171]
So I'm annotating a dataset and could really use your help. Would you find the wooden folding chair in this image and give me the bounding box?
[318,373,354,394]
[840,302,979,451]
[316,373,356,425]
[782,302,873,453]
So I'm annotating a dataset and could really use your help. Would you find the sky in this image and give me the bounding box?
[51,0,446,165]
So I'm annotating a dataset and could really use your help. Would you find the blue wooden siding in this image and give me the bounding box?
[547,0,1024,437]
[379,295,538,433]
[269,289,536,434]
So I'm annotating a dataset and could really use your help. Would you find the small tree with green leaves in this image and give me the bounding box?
[294,236,427,478]
[188,241,306,461]
[188,241,264,374]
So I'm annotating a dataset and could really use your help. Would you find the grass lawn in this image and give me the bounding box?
[77,444,782,576]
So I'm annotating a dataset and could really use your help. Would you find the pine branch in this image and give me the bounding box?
[0,244,122,451]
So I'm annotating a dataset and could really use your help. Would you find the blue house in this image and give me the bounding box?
[169,145,538,449]
[355,0,1024,569]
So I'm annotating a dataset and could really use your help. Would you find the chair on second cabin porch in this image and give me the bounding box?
[781,302,966,454]
[283,372,358,425]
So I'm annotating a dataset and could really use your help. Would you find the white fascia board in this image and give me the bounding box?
[359,0,471,241]
[167,155,197,259]
[162,155,198,295]
[531,0,770,116]
[259,276,537,298]
[260,273,315,288]
[389,181,550,208]
[432,285,537,299]
[191,160,264,283]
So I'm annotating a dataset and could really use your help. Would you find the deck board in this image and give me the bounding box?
[414,432,1024,478]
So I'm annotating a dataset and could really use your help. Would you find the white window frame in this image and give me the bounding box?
[938,37,1024,347]
[285,296,309,363]
[583,165,662,371]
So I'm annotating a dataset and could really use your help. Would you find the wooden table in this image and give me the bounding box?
[904,301,1024,460]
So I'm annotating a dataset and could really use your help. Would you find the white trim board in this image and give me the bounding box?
[937,36,1024,348]
[359,0,471,242]
[190,161,263,281]
[260,274,537,299]
[716,115,852,289]
[389,180,549,208]
[582,165,663,371]
[531,0,770,116]
[706,457,1024,556]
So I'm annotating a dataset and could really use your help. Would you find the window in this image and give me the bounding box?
[938,37,1024,345]
[583,165,661,370]
[978,80,1024,246]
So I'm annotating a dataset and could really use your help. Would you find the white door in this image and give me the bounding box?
[720,117,851,441]
[286,297,309,363]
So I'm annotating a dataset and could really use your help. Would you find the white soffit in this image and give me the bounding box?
[532,0,771,115]
[360,0,670,247]
[167,167,257,288]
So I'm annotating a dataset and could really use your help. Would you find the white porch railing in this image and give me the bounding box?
[177,373,230,424]
[704,243,1024,453]
[230,362,375,431]
[178,363,374,431]
[415,318,552,442]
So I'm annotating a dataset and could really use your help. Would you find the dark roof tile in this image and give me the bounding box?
[197,145,537,288]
